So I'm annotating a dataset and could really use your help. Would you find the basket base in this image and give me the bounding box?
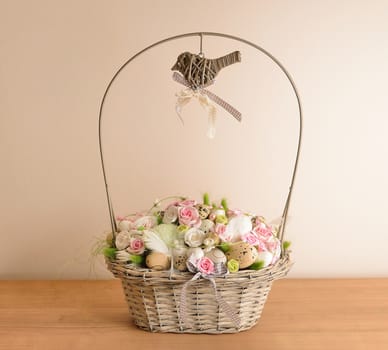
[107,255,291,334]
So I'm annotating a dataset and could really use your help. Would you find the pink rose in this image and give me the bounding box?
[215,223,232,242]
[178,199,197,207]
[197,256,214,275]
[126,237,145,255]
[253,223,273,240]
[134,215,157,229]
[178,206,201,227]
[226,209,243,217]
[241,231,260,246]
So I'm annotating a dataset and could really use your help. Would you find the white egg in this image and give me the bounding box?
[206,248,227,264]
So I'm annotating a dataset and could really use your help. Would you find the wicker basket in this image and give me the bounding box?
[98,32,302,334]
[106,253,291,333]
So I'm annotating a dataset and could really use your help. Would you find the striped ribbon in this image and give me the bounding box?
[179,272,241,329]
[173,72,242,121]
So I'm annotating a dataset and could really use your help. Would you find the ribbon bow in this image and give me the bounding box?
[179,261,241,329]
[173,72,242,139]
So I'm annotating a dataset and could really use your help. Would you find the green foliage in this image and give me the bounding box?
[130,255,144,264]
[103,247,117,259]
[218,242,231,253]
[203,193,210,206]
[221,198,229,212]
[249,260,265,270]
[283,241,292,250]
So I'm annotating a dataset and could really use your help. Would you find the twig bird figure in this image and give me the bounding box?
[171,51,241,89]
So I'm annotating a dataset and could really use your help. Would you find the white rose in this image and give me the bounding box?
[134,215,157,229]
[186,247,205,264]
[115,231,131,250]
[118,220,132,232]
[163,206,178,224]
[184,228,205,247]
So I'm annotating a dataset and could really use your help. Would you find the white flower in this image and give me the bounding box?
[186,247,205,264]
[184,227,205,247]
[256,251,274,268]
[163,206,178,224]
[116,250,131,262]
[134,215,157,229]
[115,231,131,250]
[118,220,132,232]
[225,215,253,242]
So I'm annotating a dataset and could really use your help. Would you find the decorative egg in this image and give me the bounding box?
[173,254,188,271]
[196,204,211,219]
[206,248,227,264]
[145,252,171,271]
[225,242,259,269]
[173,247,188,272]
[203,232,220,248]
[200,219,215,234]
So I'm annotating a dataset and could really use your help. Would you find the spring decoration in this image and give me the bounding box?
[104,194,292,332]
[98,32,303,334]
[172,51,242,138]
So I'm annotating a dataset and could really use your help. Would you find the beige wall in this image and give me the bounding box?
[1,0,387,279]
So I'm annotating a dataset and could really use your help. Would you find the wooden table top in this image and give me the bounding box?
[0,279,387,350]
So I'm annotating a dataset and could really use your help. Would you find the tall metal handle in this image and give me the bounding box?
[98,32,303,247]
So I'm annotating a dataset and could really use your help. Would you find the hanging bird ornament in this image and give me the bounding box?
[171,48,242,139]
[171,51,241,89]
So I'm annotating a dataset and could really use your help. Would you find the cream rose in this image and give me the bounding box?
[163,205,178,224]
[184,227,205,247]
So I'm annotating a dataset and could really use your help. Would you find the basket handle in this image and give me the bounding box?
[98,32,303,248]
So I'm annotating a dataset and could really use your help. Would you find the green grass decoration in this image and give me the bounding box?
[221,198,229,212]
[249,260,265,270]
[218,242,231,253]
[283,241,291,250]
[103,247,117,259]
[203,193,210,205]
[130,255,144,264]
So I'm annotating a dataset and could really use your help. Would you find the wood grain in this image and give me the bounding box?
[0,279,387,350]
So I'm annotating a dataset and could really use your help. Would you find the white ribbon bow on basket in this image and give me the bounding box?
[173,72,242,139]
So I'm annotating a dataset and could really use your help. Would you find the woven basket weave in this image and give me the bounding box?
[106,253,291,333]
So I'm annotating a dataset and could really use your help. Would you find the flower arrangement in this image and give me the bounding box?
[104,194,290,276]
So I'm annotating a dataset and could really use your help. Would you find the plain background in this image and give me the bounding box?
[1,0,387,279]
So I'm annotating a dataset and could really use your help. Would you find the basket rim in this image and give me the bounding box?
[106,251,292,283]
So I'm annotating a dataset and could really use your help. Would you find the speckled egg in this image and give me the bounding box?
[145,252,171,271]
[173,254,188,271]
[200,219,215,234]
[173,247,188,272]
[196,204,212,219]
[225,242,259,269]
[206,248,227,264]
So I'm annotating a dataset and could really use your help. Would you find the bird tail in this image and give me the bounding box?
[212,51,241,72]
